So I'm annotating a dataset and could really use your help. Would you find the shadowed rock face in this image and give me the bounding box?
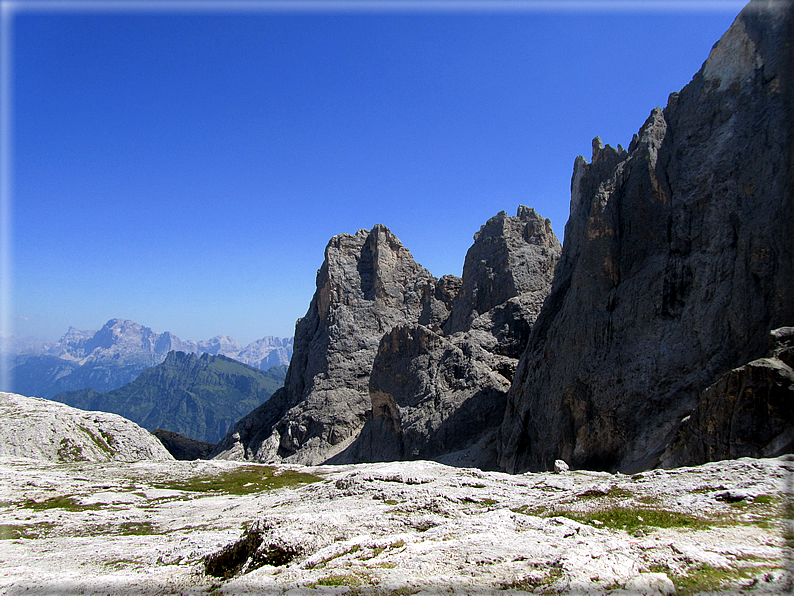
[348,207,561,468]
[499,0,794,473]
[661,327,794,467]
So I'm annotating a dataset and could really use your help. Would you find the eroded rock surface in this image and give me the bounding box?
[500,0,794,473]
[349,207,560,467]
[214,207,559,467]
[0,392,173,462]
[0,456,789,594]
[212,225,456,465]
[662,327,794,467]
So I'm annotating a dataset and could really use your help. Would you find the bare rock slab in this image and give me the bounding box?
[0,392,172,462]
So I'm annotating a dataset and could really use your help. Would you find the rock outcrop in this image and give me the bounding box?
[2,455,788,594]
[214,210,560,466]
[152,428,217,461]
[349,208,560,468]
[661,327,794,467]
[213,225,456,465]
[0,392,173,462]
[499,0,794,473]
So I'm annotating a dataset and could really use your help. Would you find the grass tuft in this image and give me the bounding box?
[21,495,103,512]
[152,465,322,495]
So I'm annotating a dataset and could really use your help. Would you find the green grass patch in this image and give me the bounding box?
[479,498,498,507]
[116,521,157,536]
[578,486,635,500]
[0,523,53,539]
[152,465,322,495]
[78,425,115,456]
[314,573,364,587]
[21,495,103,512]
[376,562,397,569]
[753,494,781,506]
[57,438,88,462]
[652,562,781,596]
[515,503,712,533]
[562,506,711,532]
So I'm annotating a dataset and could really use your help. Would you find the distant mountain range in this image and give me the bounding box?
[7,318,293,399]
[51,351,287,444]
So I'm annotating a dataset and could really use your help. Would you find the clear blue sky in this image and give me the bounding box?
[6,1,742,345]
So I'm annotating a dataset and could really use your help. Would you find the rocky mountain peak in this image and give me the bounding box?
[444,206,561,337]
[215,210,561,468]
[499,0,793,474]
[214,224,454,465]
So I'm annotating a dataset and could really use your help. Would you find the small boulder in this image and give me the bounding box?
[624,572,676,596]
[553,459,569,473]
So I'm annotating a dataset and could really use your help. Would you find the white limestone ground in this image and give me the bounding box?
[0,456,791,595]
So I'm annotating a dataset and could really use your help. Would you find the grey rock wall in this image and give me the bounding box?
[499,0,794,473]
[349,207,560,468]
[661,327,794,467]
[214,208,560,467]
[213,225,454,465]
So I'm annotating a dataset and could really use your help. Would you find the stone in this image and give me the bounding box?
[0,392,173,462]
[0,455,787,593]
[499,0,794,473]
[661,327,794,467]
[212,225,454,465]
[554,459,569,473]
[623,572,676,596]
[215,207,560,467]
[350,207,559,467]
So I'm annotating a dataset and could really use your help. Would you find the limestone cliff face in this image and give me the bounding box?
[661,327,794,467]
[349,207,561,468]
[499,0,794,473]
[212,225,455,465]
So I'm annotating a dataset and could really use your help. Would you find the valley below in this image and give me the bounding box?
[0,455,791,595]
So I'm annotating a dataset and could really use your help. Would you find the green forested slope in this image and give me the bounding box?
[51,351,287,443]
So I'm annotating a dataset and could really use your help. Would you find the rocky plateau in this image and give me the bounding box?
[0,455,791,595]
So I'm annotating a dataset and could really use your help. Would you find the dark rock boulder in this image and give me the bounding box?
[661,327,794,467]
[499,0,794,473]
[151,428,217,460]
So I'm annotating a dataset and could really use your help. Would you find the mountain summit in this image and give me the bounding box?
[10,319,293,399]
[213,207,561,466]
[52,351,286,444]
[499,0,794,473]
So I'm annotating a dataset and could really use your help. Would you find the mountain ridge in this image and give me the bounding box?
[7,319,293,399]
[51,351,287,444]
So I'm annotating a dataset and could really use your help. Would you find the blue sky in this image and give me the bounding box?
[5,0,742,345]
